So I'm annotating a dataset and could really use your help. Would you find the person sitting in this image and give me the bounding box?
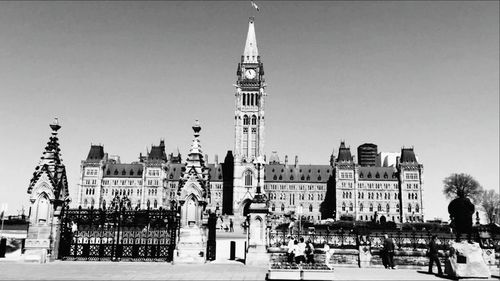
[305,239,315,264]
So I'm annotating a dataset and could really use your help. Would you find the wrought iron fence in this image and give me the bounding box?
[269,228,499,252]
[58,206,179,262]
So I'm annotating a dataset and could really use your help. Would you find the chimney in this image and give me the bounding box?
[214,154,219,165]
[295,155,299,167]
[285,155,288,166]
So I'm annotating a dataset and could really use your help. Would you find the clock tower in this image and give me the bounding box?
[234,17,266,163]
[232,17,267,217]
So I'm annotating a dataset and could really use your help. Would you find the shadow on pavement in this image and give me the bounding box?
[416,270,458,280]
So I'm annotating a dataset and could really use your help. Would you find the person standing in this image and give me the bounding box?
[305,239,315,264]
[229,218,234,232]
[383,234,395,269]
[427,235,443,275]
[295,237,306,264]
[287,236,296,263]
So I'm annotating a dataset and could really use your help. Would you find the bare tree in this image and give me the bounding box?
[443,173,483,203]
[480,189,500,224]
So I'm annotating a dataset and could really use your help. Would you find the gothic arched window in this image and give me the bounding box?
[243,115,249,125]
[243,94,246,106]
[415,204,420,213]
[281,204,285,212]
[396,204,400,212]
[342,202,346,211]
[309,204,313,212]
[349,202,353,212]
[369,204,373,212]
[386,204,390,213]
[251,115,257,125]
[154,200,158,209]
[408,204,412,213]
[244,170,252,186]
[359,203,364,212]
[272,204,275,212]
[377,204,382,212]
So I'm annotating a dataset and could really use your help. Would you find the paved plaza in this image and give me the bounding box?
[1,261,497,280]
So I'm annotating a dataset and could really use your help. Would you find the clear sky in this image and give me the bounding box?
[0,1,498,221]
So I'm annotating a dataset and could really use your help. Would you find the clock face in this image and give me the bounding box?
[245,69,256,79]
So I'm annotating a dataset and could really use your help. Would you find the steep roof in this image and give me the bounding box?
[337,141,353,163]
[147,140,167,162]
[86,145,105,162]
[400,148,418,164]
[103,163,143,178]
[358,167,398,181]
[207,163,224,182]
[165,163,183,181]
[27,119,69,201]
[265,164,331,183]
[243,17,258,63]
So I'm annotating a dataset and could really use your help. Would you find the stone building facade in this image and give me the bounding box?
[76,18,424,225]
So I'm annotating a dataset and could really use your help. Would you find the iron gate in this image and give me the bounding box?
[58,207,179,261]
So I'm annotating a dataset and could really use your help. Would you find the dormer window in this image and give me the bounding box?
[114,170,119,175]
[122,169,126,175]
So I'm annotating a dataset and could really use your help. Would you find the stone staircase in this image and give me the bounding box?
[175,225,206,264]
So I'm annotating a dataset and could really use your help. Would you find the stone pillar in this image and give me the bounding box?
[24,195,65,263]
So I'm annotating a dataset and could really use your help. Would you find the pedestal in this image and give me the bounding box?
[444,241,490,278]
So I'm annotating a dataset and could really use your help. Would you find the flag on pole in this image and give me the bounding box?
[251,1,260,12]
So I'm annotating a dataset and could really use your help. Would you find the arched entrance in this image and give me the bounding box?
[186,197,198,225]
[380,215,387,224]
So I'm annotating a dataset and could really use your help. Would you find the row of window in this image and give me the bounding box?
[407,192,419,200]
[147,169,161,177]
[405,172,419,180]
[265,184,325,191]
[407,183,420,189]
[270,203,316,213]
[267,192,324,202]
[339,172,354,179]
[242,94,260,107]
[102,179,143,186]
[85,168,99,176]
[242,114,259,125]
[340,202,420,213]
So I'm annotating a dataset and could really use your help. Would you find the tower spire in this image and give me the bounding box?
[243,17,258,63]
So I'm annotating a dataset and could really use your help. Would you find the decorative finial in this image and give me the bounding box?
[50,117,61,132]
[192,120,201,135]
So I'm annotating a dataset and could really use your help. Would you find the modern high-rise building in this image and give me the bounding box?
[357,143,378,167]
[76,18,425,224]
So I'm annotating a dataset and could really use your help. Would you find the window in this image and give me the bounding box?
[281,204,285,211]
[341,202,346,211]
[309,204,313,212]
[369,204,373,212]
[386,204,390,213]
[359,203,364,212]
[396,204,400,212]
[243,115,249,125]
[377,204,382,212]
[244,171,252,186]
[415,204,420,213]
[408,204,412,213]
[349,203,353,212]
[251,115,257,125]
